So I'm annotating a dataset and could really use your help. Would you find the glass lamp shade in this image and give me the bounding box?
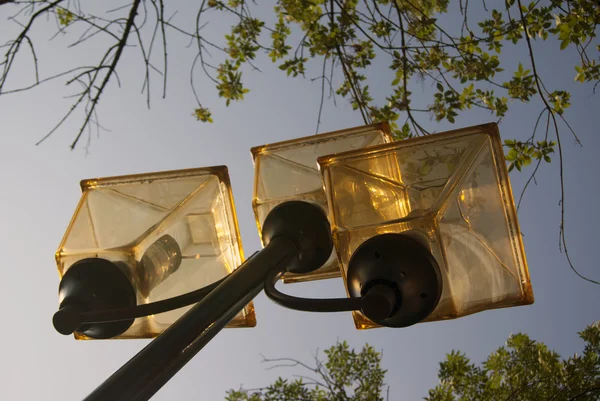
[318,123,533,329]
[251,123,393,283]
[55,166,255,339]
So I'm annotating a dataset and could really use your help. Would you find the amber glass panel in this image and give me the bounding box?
[318,123,532,329]
[56,167,255,339]
[251,123,393,283]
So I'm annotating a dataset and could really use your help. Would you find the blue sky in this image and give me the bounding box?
[0,2,598,400]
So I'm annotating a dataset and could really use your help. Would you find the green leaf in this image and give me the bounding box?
[193,107,213,123]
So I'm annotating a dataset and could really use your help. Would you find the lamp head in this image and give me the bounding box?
[54,258,136,338]
[54,166,254,339]
[251,123,393,283]
[347,234,442,327]
[318,123,533,329]
[261,200,333,275]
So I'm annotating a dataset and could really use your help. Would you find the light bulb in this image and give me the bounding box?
[136,234,182,298]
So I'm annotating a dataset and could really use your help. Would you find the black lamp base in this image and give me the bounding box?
[347,233,442,328]
[54,258,137,339]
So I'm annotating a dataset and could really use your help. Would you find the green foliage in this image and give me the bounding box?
[216,60,250,106]
[225,341,387,401]
[549,90,572,115]
[270,16,292,62]
[2,0,598,168]
[194,107,214,123]
[226,18,264,66]
[426,321,600,401]
[278,57,308,77]
[504,138,555,172]
[189,0,599,167]
[225,323,600,401]
[503,63,537,101]
[56,8,74,27]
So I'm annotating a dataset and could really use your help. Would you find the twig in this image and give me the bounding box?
[0,0,64,94]
[158,0,167,98]
[517,0,599,286]
[315,53,329,134]
[393,0,428,135]
[329,0,369,124]
[517,110,548,211]
[69,0,142,149]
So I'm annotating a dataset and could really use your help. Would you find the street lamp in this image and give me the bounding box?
[51,122,533,400]
[317,123,533,329]
[251,122,393,283]
[53,166,254,339]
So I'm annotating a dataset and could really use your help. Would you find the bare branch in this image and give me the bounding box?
[158,0,167,98]
[393,0,428,136]
[68,0,142,149]
[1,0,64,94]
[314,52,329,134]
[516,0,599,286]
[329,0,369,125]
[517,110,548,211]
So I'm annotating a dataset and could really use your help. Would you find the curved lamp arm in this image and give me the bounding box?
[53,275,230,335]
[264,268,398,322]
[81,201,335,401]
[55,253,398,336]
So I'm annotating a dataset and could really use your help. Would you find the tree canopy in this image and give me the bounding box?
[1,0,599,283]
[224,322,600,401]
[1,1,598,149]
[426,322,600,401]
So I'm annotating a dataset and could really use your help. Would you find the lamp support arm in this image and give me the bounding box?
[83,200,335,401]
[84,236,297,401]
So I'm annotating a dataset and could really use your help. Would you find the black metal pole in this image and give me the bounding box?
[84,236,297,401]
[76,200,334,401]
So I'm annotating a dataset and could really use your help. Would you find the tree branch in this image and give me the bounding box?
[68,0,142,149]
[329,0,369,125]
[516,0,599,286]
[0,0,64,94]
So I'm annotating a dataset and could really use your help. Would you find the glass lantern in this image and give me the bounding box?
[55,166,255,339]
[251,123,394,283]
[318,123,534,329]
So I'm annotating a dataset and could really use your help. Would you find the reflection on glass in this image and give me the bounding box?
[319,123,533,329]
[251,122,394,283]
[56,167,255,340]
[136,235,182,298]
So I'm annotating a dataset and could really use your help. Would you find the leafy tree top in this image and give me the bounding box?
[226,341,387,401]
[225,322,600,401]
[427,322,600,401]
